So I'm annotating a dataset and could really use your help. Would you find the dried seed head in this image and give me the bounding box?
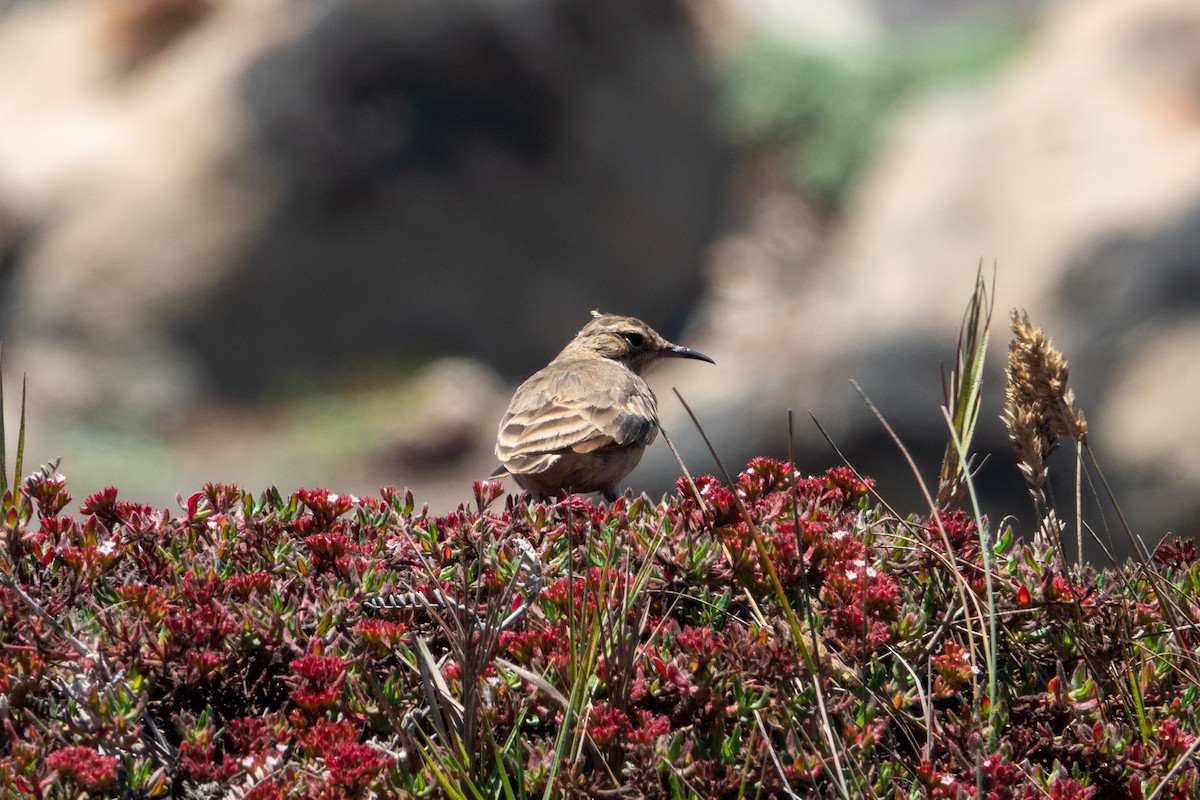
[1001,311,1088,545]
[1004,311,1088,448]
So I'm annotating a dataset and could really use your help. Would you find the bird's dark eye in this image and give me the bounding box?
[622,332,645,348]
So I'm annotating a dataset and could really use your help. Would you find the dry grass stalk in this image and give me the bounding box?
[1001,311,1088,549]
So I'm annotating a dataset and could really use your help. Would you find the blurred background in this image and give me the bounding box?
[1,0,1198,559]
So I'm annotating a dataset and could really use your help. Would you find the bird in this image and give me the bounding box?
[493,312,714,501]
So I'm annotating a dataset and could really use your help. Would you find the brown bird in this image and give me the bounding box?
[494,312,714,501]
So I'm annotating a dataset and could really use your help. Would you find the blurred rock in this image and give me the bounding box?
[203,0,725,396]
[0,0,727,421]
[1060,200,1200,537]
[712,0,884,57]
[0,0,293,426]
[107,0,217,73]
[652,0,1200,547]
[383,358,506,475]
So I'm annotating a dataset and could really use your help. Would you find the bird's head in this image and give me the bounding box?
[558,312,715,373]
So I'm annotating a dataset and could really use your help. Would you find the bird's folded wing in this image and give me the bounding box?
[496,365,658,473]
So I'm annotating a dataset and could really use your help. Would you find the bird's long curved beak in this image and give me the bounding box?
[664,344,715,364]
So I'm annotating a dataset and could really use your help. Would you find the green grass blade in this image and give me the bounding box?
[14,373,25,493]
[937,265,994,509]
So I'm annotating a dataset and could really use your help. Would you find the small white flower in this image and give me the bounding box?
[97,539,117,557]
[866,566,878,578]
[832,530,849,540]
[329,493,339,502]
[845,570,858,581]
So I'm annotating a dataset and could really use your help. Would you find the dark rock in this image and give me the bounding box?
[0,0,728,420]
[179,0,728,397]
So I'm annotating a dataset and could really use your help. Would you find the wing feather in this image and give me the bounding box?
[495,359,658,474]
